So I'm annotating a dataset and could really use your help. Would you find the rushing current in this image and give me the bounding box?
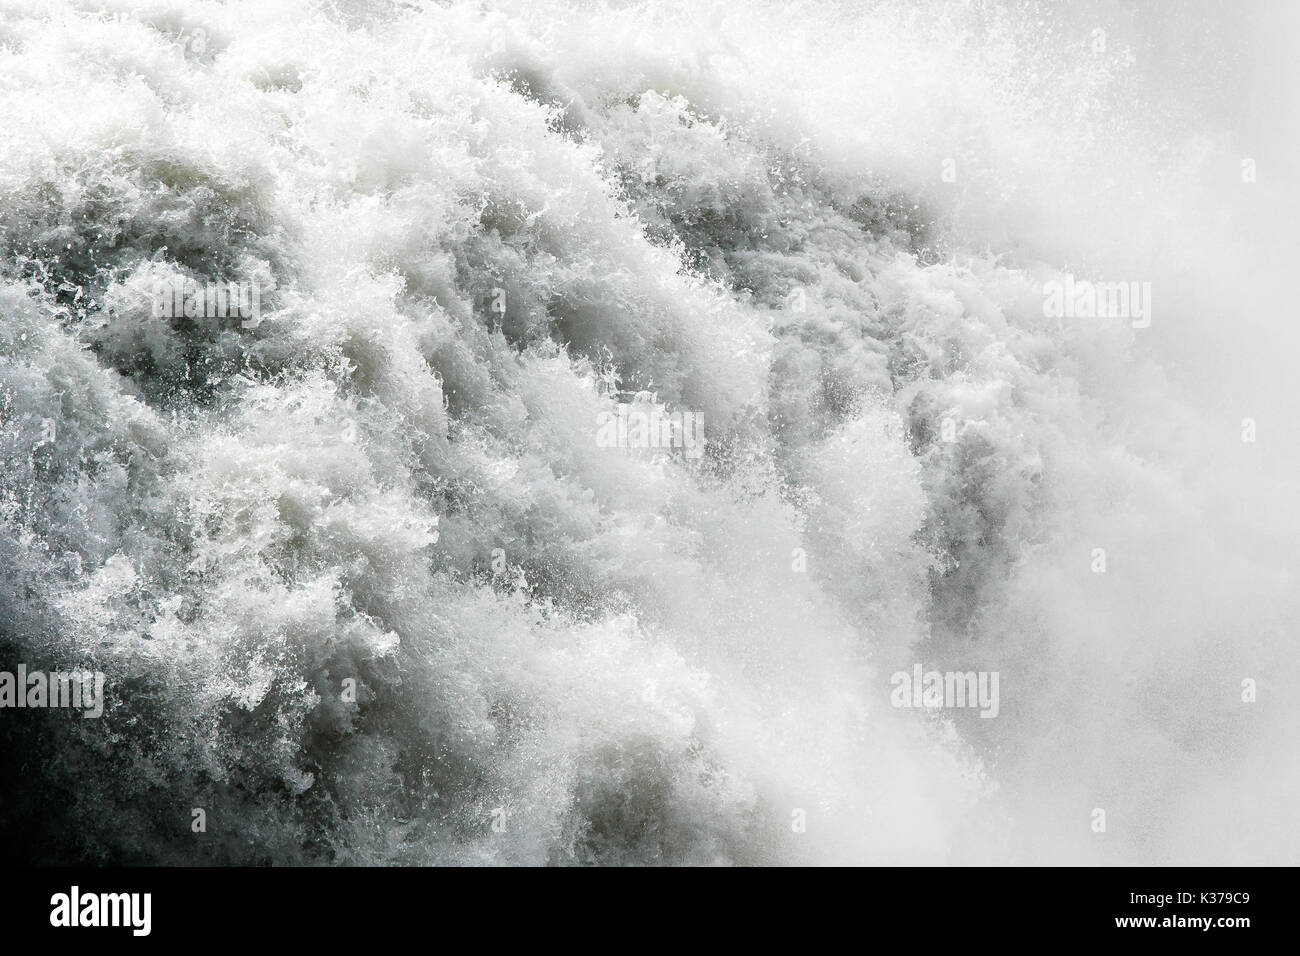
[1,0,1297,865]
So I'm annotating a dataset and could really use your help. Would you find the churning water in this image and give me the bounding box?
[1,0,1297,864]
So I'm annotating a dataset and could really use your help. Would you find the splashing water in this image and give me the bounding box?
[1,0,1297,865]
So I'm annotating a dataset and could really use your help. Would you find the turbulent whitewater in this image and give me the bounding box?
[1,0,1297,865]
